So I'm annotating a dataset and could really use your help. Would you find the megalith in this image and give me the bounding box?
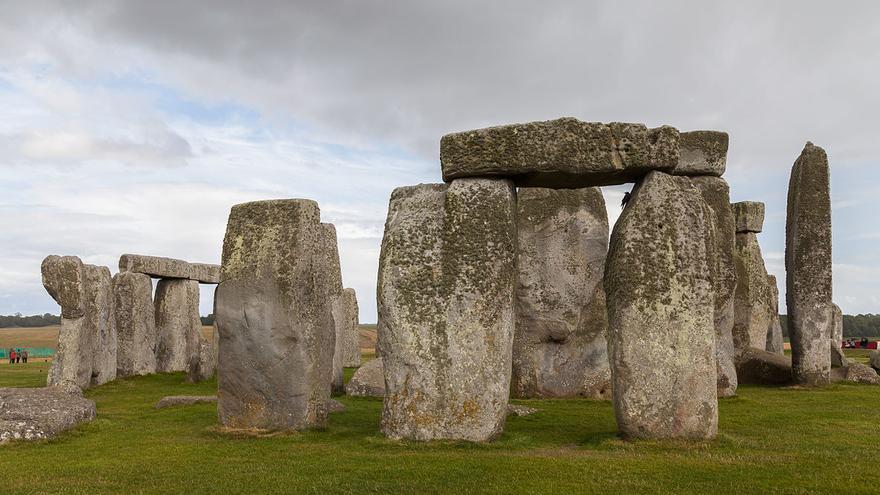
[113,271,157,376]
[690,176,738,398]
[674,131,729,177]
[215,199,335,431]
[42,256,116,389]
[765,275,785,355]
[732,201,774,353]
[340,288,361,368]
[440,118,679,188]
[605,171,718,440]
[154,278,201,373]
[830,303,847,368]
[378,179,516,441]
[345,357,385,398]
[785,143,833,386]
[512,187,611,399]
[186,338,216,383]
[321,223,346,393]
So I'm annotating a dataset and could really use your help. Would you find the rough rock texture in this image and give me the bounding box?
[154,279,201,373]
[186,338,216,383]
[605,171,718,440]
[155,395,217,409]
[378,179,517,441]
[1,386,96,444]
[340,289,361,368]
[113,271,156,377]
[42,256,116,388]
[733,232,774,353]
[215,199,335,431]
[870,351,880,372]
[765,275,785,355]
[691,177,738,398]
[345,357,385,398]
[119,254,191,279]
[673,131,729,177]
[786,143,833,386]
[440,118,680,188]
[842,363,880,385]
[732,201,765,233]
[321,223,346,394]
[507,405,539,417]
[189,263,221,284]
[326,399,345,413]
[830,304,848,368]
[735,347,793,385]
[512,187,611,399]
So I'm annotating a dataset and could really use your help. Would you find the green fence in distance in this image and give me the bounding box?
[0,347,55,358]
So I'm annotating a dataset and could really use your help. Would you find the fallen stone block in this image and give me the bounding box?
[345,357,385,398]
[1,386,96,444]
[736,347,792,386]
[673,130,729,177]
[155,395,217,409]
[507,405,539,417]
[440,118,679,187]
[326,399,346,413]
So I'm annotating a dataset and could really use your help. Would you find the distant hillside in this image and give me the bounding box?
[0,313,60,328]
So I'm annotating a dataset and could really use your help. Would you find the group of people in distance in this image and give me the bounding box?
[7,347,28,364]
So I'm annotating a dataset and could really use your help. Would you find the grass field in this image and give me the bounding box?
[0,350,878,494]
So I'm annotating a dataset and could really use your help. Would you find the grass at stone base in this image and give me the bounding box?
[1,364,879,494]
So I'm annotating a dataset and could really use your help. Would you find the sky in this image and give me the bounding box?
[1,1,879,321]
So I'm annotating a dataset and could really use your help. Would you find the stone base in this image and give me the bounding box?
[1,386,96,444]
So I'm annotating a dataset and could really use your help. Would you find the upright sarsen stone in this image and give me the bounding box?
[113,271,156,376]
[733,232,773,352]
[512,187,610,399]
[215,199,335,431]
[786,143,833,385]
[340,289,361,368]
[154,279,201,373]
[378,179,516,441]
[83,264,116,386]
[830,303,847,368]
[766,275,785,355]
[605,171,718,440]
[690,177,738,398]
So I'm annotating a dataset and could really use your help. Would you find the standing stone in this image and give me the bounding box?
[321,223,346,394]
[215,199,335,431]
[340,289,361,368]
[512,187,611,399]
[732,202,774,353]
[378,179,516,441]
[83,264,116,386]
[345,357,385,398]
[765,275,785,355]
[786,143,833,386]
[690,177,738,398]
[605,171,718,440]
[830,303,847,368]
[113,271,157,377]
[154,278,201,373]
[186,338,216,383]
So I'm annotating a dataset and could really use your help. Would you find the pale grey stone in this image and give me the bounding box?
[507,404,539,417]
[512,187,611,399]
[190,263,220,284]
[216,199,335,431]
[41,255,85,319]
[830,304,848,368]
[842,363,880,385]
[154,279,201,373]
[83,264,116,386]
[186,338,216,383]
[321,223,346,394]
[674,131,729,176]
[786,143,833,386]
[378,179,516,441]
[765,275,785,355]
[732,201,765,233]
[1,386,96,444]
[733,232,774,353]
[345,357,385,398]
[869,351,880,372]
[119,254,191,279]
[340,289,361,368]
[113,271,157,377]
[605,171,718,440]
[735,347,793,385]
[440,118,680,187]
[155,395,217,409]
[691,176,738,398]
[326,399,345,413]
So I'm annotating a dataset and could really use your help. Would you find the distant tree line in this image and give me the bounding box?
[0,313,61,328]
[780,314,880,338]
[200,314,215,326]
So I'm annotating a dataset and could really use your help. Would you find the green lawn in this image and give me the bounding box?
[1,358,879,494]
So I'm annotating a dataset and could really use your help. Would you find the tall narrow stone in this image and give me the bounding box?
[830,303,847,368]
[732,202,774,354]
[605,171,718,440]
[765,275,785,355]
[113,271,156,376]
[340,288,361,368]
[215,199,335,431]
[786,143,833,385]
[378,179,516,441]
[154,278,201,373]
[84,265,116,386]
[321,223,346,393]
[690,177,738,398]
[512,187,610,399]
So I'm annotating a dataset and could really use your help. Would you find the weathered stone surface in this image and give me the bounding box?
[733,232,774,353]
[113,271,157,377]
[321,223,346,394]
[842,363,880,385]
[154,278,201,373]
[732,201,765,233]
[155,395,217,409]
[440,118,680,188]
[190,263,220,284]
[869,351,880,372]
[326,399,345,413]
[119,254,191,279]
[186,338,216,383]
[512,187,611,399]
[735,347,793,385]
[345,357,385,398]
[674,131,729,177]
[830,304,848,368]
[1,386,96,444]
[786,143,833,386]
[216,199,335,431]
[765,275,785,355]
[605,171,718,440]
[691,177,738,398]
[42,256,116,388]
[378,179,516,441]
[340,289,361,368]
[507,405,539,417]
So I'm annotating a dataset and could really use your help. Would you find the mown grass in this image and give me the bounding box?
[1,358,878,494]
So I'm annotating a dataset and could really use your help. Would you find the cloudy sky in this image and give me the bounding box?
[1,1,878,321]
